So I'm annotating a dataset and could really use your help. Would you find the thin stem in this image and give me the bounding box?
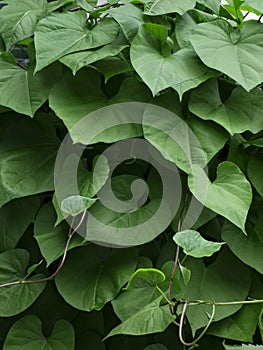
[187,298,263,306]
[179,301,215,347]
[0,210,87,288]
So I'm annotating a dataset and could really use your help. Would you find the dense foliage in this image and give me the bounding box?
[0,0,263,349]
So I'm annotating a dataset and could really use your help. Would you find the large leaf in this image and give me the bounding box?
[109,4,144,42]
[189,79,263,135]
[60,32,128,75]
[144,0,196,16]
[55,245,137,311]
[243,0,263,12]
[105,297,174,338]
[35,13,119,72]
[112,268,165,321]
[130,24,217,97]
[222,221,263,274]
[0,196,40,252]
[0,113,60,207]
[34,202,85,266]
[173,229,224,258]
[3,315,75,350]
[197,0,221,13]
[49,67,150,134]
[190,20,263,91]
[0,249,46,317]
[247,154,263,196]
[184,248,251,334]
[0,58,60,117]
[188,162,252,233]
[0,0,46,50]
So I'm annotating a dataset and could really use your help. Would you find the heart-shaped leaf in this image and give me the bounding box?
[173,229,225,258]
[130,23,217,97]
[0,249,46,317]
[3,315,75,350]
[189,79,263,135]
[190,20,263,91]
[188,161,252,233]
[61,195,98,216]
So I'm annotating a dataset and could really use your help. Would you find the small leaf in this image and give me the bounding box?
[173,230,225,258]
[26,260,43,276]
[61,195,98,216]
[3,315,75,350]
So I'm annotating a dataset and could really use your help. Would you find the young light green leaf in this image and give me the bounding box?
[190,20,263,91]
[35,13,119,72]
[188,162,252,233]
[26,260,43,276]
[0,249,46,317]
[130,24,217,97]
[112,268,165,321]
[3,315,75,350]
[105,297,174,338]
[55,245,137,311]
[61,195,97,216]
[189,79,263,135]
[184,248,251,334]
[0,58,61,117]
[173,230,225,258]
[0,0,46,50]
[144,0,196,16]
[247,154,263,196]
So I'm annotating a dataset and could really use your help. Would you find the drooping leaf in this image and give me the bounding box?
[197,0,221,13]
[222,221,263,274]
[0,249,46,317]
[112,268,165,321]
[60,32,128,75]
[247,154,263,196]
[34,202,86,266]
[173,230,225,258]
[35,13,119,72]
[61,195,97,216]
[0,58,61,117]
[93,57,133,83]
[130,24,217,97]
[55,245,137,311]
[105,297,174,338]
[0,196,40,252]
[0,113,60,207]
[188,161,252,233]
[184,248,251,334]
[3,315,75,350]
[189,79,263,135]
[190,20,263,91]
[143,0,196,16]
[0,0,46,50]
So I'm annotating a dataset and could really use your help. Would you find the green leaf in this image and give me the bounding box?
[49,68,150,135]
[188,161,252,233]
[0,58,61,117]
[144,345,168,350]
[223,345,263,350]
[242,0,263,12]
[55,245,137,311]
[94,57,133,83]
[61,195,98,216]
[0,0,46,50]
[35,13,119,72]
[173,230,225,258]
[189,79,263,135]
[109,4,144,42]
[112,268,165,321]
[60,32,128,75]
[190,20,263,91]
[34,202,85,266]
[0,249,46,317]
[184,248,251,334]
[197,0,221,13]
[3,315,75,350]
[222,221,263,274]
[247,154,263,196]
[144,0,196,16]
[130,24,217,97]
[105,297,174,338]
[0,196,40,252]
[0,113,60,207]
